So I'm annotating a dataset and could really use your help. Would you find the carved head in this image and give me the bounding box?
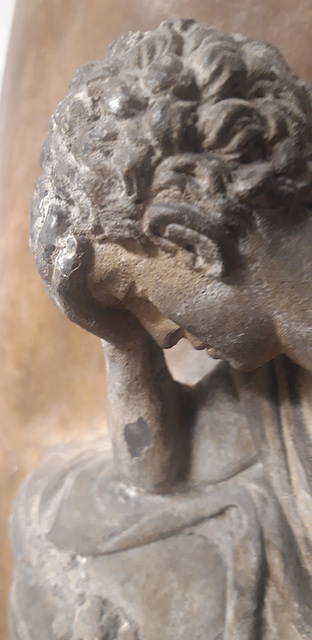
[31,19,312,369]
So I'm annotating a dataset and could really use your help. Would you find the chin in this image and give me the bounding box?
[226,353,277,372]
[228,360,257,372]
[205,345,246,366]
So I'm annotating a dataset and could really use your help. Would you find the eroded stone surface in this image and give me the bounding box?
[9,17,312,639]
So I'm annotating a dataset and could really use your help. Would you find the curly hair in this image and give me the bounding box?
[31,19,312,285]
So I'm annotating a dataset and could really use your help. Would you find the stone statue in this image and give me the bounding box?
[9,19,312,639]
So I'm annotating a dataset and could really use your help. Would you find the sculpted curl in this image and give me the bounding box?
[30,19,312,293]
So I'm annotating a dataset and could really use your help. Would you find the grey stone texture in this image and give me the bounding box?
[10,19,312,638]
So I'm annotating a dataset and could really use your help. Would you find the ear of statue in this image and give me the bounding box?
[163,223,223,276]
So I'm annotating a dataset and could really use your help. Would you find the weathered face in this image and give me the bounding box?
[91,233,281,371]
[137,258,281,371]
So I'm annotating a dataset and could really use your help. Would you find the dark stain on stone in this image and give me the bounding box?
[124,418,153,457]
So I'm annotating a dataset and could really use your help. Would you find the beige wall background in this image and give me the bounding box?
[1,1,311,636]
[0,0,16,90]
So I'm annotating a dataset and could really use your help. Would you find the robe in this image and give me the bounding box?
[9,356,312,639]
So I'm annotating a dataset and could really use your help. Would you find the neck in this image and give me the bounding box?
[274,313,312,373]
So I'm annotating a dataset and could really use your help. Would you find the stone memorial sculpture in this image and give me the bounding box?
[9,18,312,639]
